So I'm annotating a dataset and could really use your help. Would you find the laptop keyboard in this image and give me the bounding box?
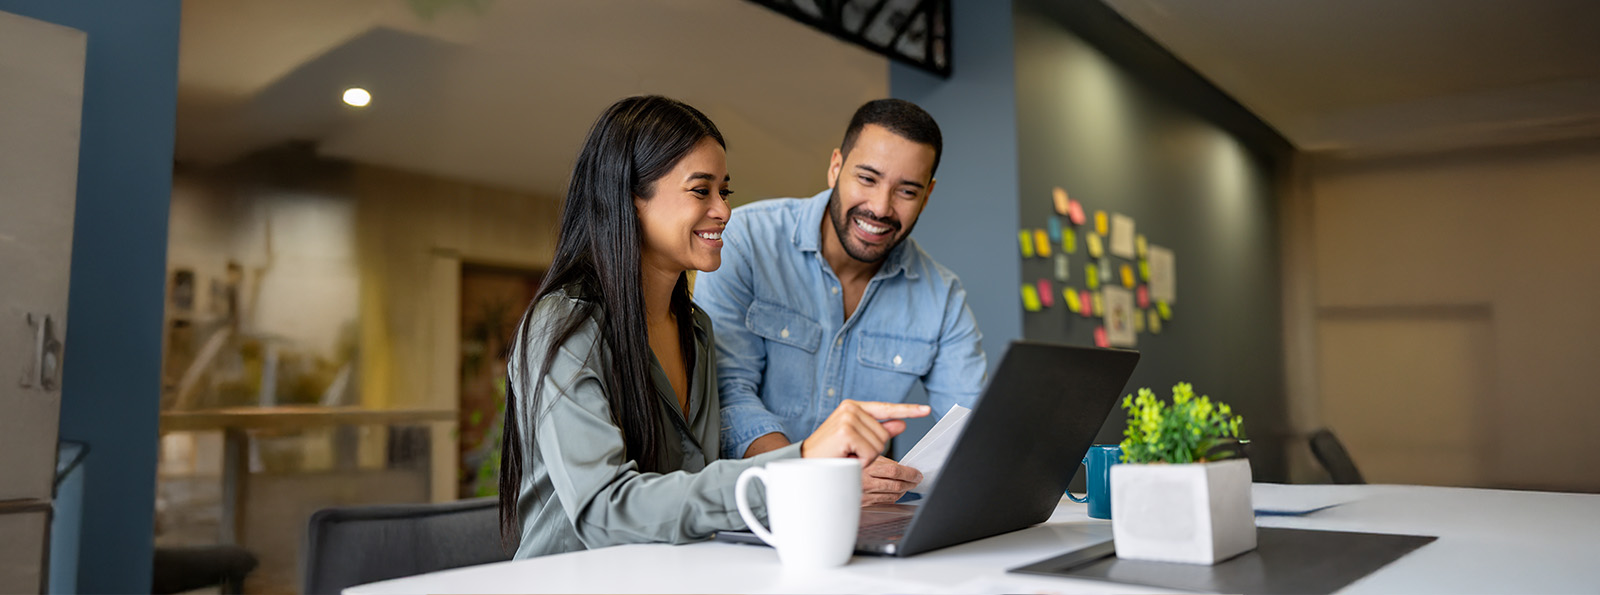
[859,514,912,542]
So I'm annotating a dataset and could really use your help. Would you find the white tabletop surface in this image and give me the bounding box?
[346,484,1600,594]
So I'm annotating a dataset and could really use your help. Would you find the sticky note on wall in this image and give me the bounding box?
[1085,263,1099,290]
[1021,284,1041,312]
[1079,291,1093,318]
[1054,254,1071,281]
[1062,227,1077,254]
[1087,233,1104,258]
[1064,288,1081,313]
[1034,229,1051,257]
[1037,280,1054,307]
[1053,187,1070,215]
[1094,211,1108,236]
[1019,231,1034,258]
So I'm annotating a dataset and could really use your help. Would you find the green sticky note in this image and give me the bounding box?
[1157,301,1172,320]
[1063,228,1077,254]
[1019,230,1034,258]
[1085,263,1099,290]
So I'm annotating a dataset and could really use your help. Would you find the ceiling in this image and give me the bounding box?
[175,0,888,200]
[1102,0,1600,156]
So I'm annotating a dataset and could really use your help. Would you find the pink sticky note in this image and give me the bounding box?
[1037,280,1054,307]
[1068,200,1086,225]
[1094,326,1109,348]
[1079,291,1093,318]
[1137,285,1150,309]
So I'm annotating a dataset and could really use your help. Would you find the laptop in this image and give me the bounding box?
[717,340,1140,557]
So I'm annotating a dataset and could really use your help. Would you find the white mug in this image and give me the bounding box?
[735,458,860,568]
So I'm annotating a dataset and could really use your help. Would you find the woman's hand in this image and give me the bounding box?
[800,400,930,466]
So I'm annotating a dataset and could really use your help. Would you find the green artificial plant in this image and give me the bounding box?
[1119,382,1246,464]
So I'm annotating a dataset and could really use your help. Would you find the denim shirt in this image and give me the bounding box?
[695,190,987,459]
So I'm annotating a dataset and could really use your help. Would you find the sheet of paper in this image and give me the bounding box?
[900,404,973,493]
[1252,483,1362,515]
[1148,245,1176,304]
[1110,213,1136,258]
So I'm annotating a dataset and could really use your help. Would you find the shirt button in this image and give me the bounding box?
[831,286,840,295]
[893,355,903,366]
[836,338,843,347]
[780,328,789,339]
[827,388,836,397]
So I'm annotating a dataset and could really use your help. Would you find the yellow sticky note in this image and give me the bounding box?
[1134,309,1146,333]
[1085,263,1099,290]
[1121,264,1136,288]
[1139,260,1150,282]
[1087,233,1104,258]
[1034,229,1051,257]
[1021,284,1041,312]
[1094,211,1108,236]
[1064,288,1081,313]
[1149,309,1163,334]
[1157,301,1172,320]
[1092,292,1105,317]
[1062,227,1077,254]
[1136,234,1148,258]
[1019,231,1034,258]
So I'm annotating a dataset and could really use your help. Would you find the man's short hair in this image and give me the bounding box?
[839,99,943,178]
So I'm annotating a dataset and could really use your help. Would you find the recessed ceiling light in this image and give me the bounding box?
[343,87,371,107]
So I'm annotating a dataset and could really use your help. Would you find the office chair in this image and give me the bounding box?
[301,497,510,595]
[1309,428,1367,484]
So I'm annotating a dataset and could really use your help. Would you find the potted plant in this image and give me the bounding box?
[1110,382,1254,564]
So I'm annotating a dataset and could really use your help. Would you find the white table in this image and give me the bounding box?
[347,484,1600,594]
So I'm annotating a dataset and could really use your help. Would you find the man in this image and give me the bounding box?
[695,99,986,505]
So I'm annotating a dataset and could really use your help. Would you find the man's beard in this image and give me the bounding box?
[827,186,914,263]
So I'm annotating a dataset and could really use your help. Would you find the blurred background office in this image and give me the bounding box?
[2,0,1596,593]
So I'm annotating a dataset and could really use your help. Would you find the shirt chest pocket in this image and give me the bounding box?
[856,332,936,376]
[745,301,821,416]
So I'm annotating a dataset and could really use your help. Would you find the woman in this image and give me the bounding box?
[498,96,927,559]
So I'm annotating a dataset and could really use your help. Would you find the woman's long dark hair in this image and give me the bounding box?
[498,96,725,548]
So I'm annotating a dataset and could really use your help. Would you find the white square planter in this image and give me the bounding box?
[1109,458,1257,564]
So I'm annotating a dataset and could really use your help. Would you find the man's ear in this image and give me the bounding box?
[920,178,937,208]
[827,148,844,189]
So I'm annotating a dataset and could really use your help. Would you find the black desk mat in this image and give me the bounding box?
[1010,527,1437,594]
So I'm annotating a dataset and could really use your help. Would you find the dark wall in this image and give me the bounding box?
[889,0,1022,454]
[0,1,180,591]
[1013,0,1291,480]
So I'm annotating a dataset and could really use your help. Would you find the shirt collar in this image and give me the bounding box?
[793,189,918,281]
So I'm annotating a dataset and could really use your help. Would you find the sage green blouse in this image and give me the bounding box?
[509,290,802,559]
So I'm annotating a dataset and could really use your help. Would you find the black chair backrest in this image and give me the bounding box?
[302,498,510,595]
[1309,428,1367,485]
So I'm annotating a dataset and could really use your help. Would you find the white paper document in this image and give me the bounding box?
[1252,482,1362,515]
[898,404,972,493]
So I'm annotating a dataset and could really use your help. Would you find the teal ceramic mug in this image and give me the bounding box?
[1067,444,1121,519]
